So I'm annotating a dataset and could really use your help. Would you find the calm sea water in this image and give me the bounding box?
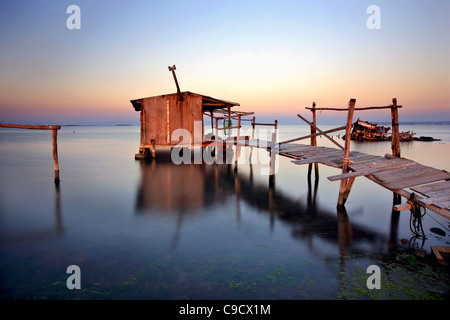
[0,124,449,300]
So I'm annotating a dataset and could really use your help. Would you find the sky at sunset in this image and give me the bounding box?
[0,0,449,125]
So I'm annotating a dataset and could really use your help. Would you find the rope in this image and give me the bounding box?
[407,193,426,239]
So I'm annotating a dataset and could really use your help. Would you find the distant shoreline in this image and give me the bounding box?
[57,121,450,126]
[3,121,447,128]
[377,121,450,126]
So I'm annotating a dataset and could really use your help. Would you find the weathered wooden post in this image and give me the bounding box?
[52,129,60,183]
[269,131,277,187]
[308,102,319,180]
[234,114,241,171]
[391,99,402,205]
[391,98,401,158]
[215,117,219,164]
[249,116,256,164]
[337,99,356,207]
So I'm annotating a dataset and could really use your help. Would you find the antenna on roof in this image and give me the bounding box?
[168,65,182,101]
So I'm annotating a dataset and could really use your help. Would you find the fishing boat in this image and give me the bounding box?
[350,119,390,141]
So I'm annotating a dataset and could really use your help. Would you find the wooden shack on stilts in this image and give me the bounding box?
[130,65,248,160]
[130,91,243,159]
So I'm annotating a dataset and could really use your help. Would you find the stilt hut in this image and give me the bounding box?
[130,91,240,158]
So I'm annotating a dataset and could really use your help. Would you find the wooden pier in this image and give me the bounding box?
[129,67,448,222]
[236,98,450,221]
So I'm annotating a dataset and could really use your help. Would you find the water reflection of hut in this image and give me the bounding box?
[136,160,206,213]
[135,160,389,257]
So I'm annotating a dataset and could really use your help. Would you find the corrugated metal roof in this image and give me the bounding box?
[130,91,239,112]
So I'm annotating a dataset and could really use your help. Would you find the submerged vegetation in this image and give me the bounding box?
[8,249,448,300]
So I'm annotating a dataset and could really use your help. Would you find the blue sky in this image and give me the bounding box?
[0,0,449,124]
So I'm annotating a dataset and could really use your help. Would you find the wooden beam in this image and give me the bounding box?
[393,203,413,211]
[280,125,346,145]
[253,122,277,126]
[391,98,401,157]
[337,99,356,207]
[297,114,345,150]
[305,105,402,111]
[0,123,61,130]
[217,125,241,130]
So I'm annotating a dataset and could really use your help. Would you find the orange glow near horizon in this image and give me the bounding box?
[0,1,448,125]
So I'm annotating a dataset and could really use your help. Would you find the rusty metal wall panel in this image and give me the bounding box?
[143,95,167,145]
[142,93,203,146]
[181,94,203,145]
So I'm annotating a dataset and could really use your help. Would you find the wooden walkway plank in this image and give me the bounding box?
[281,146,324,153]
[292,157,342,165]
[328,161,423,182]
[371,165,437,182]
[351,157,387,165]
[382,170,450,190]
[420,197,450,209]
[278,144,312,152]
[289,150,343,158]
[435,201,450,209]
[299,156,341,164]
[411,181,450,195]
[250,139,450,219]
[349,157,415,171]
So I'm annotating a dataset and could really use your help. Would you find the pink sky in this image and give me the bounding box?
[0,1,448,125]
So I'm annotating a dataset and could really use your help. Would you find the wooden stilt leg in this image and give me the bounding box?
[337,99,356,208]
[150,139,156,159]
[311,102,319,180]
[249,116,255,164]
[338,177,355,206]
[391,98,401,158]
[269,132,277,187]
[52,129,60,184]
[234,114,241,171]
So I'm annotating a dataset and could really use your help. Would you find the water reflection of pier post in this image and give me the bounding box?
[388,193,402,254]
[55,183,63,235]
[337,206,354,261]
[307,174,319,214]
[234,168,241,222]
[268,170,275,231]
